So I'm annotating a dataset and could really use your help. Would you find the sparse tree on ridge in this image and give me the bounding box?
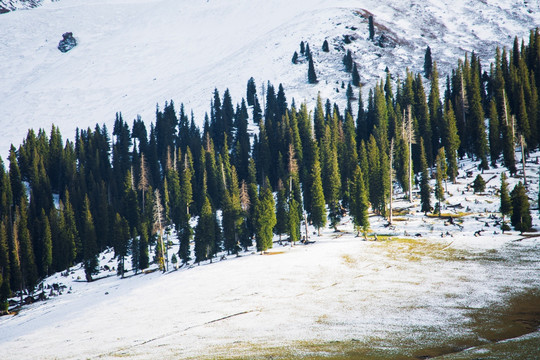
[308,57,318,84]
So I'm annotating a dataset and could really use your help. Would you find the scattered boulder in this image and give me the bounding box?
[58,32,77,53]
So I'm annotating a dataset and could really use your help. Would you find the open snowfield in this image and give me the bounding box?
[1,0,539,159]
[0,155,539,359]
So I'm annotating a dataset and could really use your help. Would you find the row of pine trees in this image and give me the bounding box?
[0,28,539,311]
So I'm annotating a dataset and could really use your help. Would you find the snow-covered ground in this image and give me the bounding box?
[0,154,539,359]
[1,0,539,159]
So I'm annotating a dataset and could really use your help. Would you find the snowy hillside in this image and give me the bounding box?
[1,153,540,359]
[0,0,539,159]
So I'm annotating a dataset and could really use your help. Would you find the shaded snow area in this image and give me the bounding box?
[0,155,539,359]
[0,0,539,158]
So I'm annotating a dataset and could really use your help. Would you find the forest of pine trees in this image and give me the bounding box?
[0,28,539,311]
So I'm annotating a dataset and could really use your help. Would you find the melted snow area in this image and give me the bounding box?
[0,155,539,359]
[0,0,539,159]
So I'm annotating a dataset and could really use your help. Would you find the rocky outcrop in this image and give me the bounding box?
[0,0,43,14]
[58,32,77,53]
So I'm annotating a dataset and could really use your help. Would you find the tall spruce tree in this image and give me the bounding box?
[194,196,214,263]
[419,139,432,214]
[274,181,288,244]
[443,101,460,183]
[350,166,370,238]
[0,221,11,311]
[499,172,512,233]
[510,182,532,233]
[368,15,375,41]
[434,148,446,216]
[81,196,99,282]
[424,46,433,79]
[310,149,326,235]
[254,183,276,253]
[308,57,318,84]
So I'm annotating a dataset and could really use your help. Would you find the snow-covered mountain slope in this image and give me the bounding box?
[1,153,540,359]
[0,0,538,160]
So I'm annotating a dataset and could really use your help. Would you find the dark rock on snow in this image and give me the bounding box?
[58,32,77,53]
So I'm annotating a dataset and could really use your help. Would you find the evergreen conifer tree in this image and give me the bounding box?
[510,182,532,233]
[368,16,375,41]
[138,222,150,270]
[292,51,298,64]
[310,149,326,235]
[350,166,370,238]
[322,40,329,52]
[308,57,318,84]
[288,197,301,245]
[131,227,140,275]
[419,139,432,214]
[0,221,11,311]
[435,148,446,216]
[274,181,288,244]
[352,63,360,86]
[254,184,276,253]
[39,211,52,276]
[488,99,501,166]
[246,77,257,106]
[499,172,512,233]
[194,196,214,263]
[81,196,99,282]
[443,101,460,183]
[473,174,486,193]
[113,213,130,277]
[424,46,433,79]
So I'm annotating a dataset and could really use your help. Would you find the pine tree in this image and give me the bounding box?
[39,210,52,276]
[310,149,326,235]
[308,57,318,84]
[443,101,460,183]
[152,189,166,271]
[326,137,342,230]
[368,15,375,41]
[419,139,432,214]
[352,63,360,86]
[305,43,312,61]
[434,148,446,216]
[222,169,243,255]
[0,221,11,311]
[131,227,140,275]
[322,40,329,52]
[499,172,512,233]
[424,46,433,79]
[288,197,301,245]
[194,196,215,263]
[138,154,149,212]
[178,222,192,264]
[469,67,489,169]
[473,174,486,193]
[254,184,276,253]
[292,51,298,64]
[138,222,150,270]
[350,166,370,237]
[246,77,257,106]
[274,181,288,243]
[510,182,532,233]
[62,190,79,266]
[113,213,130,277]
[81,196,99,282]
[488,99,501,166]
